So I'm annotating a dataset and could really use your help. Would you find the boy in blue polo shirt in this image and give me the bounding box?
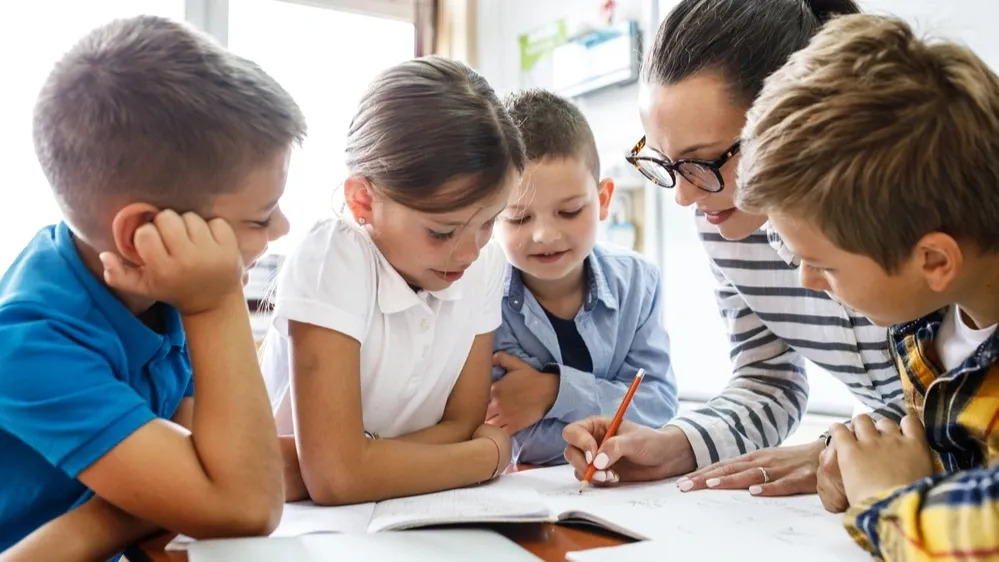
[0,16,305,560]
[488,89,678,465]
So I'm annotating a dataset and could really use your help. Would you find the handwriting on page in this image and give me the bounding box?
[367,479,550,532]
[506,465,683,511]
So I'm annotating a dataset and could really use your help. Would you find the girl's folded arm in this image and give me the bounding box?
[288,320,499,505]
[393,332,494,445]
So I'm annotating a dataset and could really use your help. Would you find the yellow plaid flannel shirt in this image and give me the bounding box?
[844,309,999,561]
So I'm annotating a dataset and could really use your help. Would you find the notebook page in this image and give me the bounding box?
[165,501,375,551]
[504,464,683,515]
[189,529,543,562]
[366,478,552,532]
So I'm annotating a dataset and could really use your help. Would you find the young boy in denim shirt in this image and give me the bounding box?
[738,14,999,560]
[0,16,304,560]
[488,89,677,466]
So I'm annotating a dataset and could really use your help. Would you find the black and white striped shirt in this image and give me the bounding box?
[668,214,907,467]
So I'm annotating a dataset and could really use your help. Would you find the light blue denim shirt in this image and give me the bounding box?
[493,242,678,465]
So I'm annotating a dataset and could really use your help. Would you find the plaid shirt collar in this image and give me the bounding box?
[889,308,999,473]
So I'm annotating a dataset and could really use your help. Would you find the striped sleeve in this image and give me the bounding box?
[668,261,810,467]
[844,463,999,561]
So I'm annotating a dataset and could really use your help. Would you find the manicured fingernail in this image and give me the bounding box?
[608,471,619,483]
[585,451,593,465]
[594,453,609,470]
[706,478,721,488]
[593,470,607,482]
[749,485,763,495]
[678,479,694,492]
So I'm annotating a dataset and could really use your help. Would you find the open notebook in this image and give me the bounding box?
[169,464,865,559]
[168,467,654,551]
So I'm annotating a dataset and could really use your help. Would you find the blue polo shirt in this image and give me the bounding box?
[0,222,192,552]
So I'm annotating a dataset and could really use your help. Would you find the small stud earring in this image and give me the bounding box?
[358,217,366,225]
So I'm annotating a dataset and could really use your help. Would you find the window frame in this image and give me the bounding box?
[185,0,414,44]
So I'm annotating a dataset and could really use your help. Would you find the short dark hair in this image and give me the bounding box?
[504,89,600,181]
[33,15,307,236]
[345,56,525,214]
[645,0,861,106]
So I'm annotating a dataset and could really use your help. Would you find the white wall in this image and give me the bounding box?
[475,0,999,168]
[474,0,999,414]
[475,0,653,163]
[861,0,999,70]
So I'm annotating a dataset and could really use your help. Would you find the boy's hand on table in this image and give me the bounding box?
[817,439,849,513]
[100,210,245,315]
[486,352,558,435]
[832,414,934,506]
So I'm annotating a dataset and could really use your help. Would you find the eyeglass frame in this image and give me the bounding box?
[625,135,741,193]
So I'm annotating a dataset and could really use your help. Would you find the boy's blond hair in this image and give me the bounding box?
[737,14,999,272]
[33,16,306,238]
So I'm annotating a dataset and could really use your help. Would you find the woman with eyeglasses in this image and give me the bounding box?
[562,0,906,510]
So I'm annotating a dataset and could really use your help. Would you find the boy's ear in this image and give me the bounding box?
[915,232,963,293]
[597,178,615,220]
[110,203,160,265]
[344,176,375,225]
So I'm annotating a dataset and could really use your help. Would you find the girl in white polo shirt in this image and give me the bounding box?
[261,57,526,505]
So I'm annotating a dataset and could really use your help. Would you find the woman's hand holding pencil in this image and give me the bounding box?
[564,371,697,488]
[564,417,677,487]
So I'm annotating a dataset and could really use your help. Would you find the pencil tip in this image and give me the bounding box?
[578,482,588,494]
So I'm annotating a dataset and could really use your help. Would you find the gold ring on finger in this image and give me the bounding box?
[758,467,770,484]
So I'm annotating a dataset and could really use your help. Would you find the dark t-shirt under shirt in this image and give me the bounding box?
[540,306,593,373]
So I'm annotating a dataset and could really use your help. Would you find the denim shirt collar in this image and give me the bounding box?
[503,249,618,314]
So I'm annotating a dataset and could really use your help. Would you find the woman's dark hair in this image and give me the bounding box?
[644,0,861,105]
[345,56,526,213]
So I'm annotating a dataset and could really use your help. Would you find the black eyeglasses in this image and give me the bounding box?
[625,136,741,193]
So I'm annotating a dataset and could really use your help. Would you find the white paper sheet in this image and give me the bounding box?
[508,465,868,560]
[188,529,543,562]
[165,501,376,551]
[366,477,551,532]
[566,528,866,562]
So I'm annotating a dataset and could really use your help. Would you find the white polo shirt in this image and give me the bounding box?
[261,217,505,438]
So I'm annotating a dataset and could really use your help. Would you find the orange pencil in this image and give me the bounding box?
[578,368,646,493]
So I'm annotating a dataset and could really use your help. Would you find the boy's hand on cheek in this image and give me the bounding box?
[832,415,935,506]
[486,352,559,435]
[100,210,245,315]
